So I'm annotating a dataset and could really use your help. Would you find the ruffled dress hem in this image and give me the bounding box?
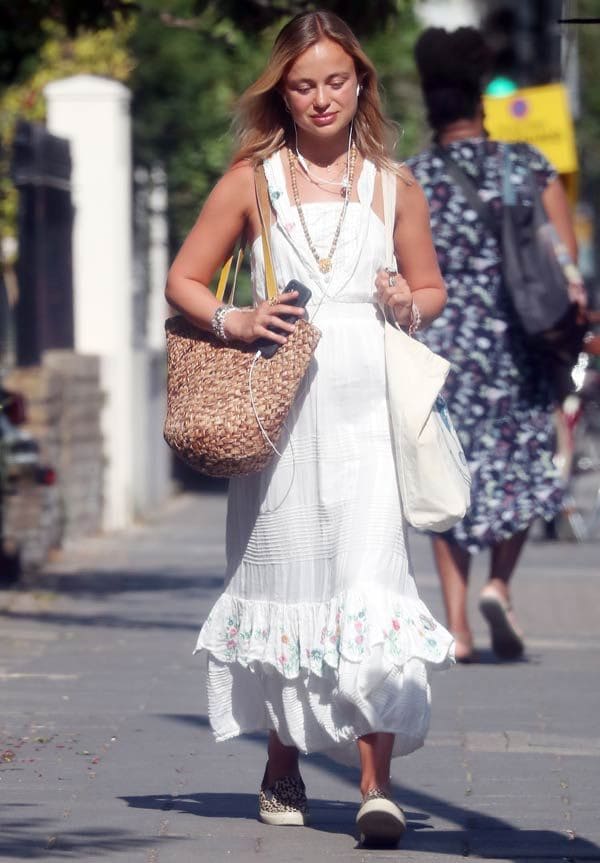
[195,589,454,765]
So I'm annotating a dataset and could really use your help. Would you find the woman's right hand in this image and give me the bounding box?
[568,281,588,312]
[223,291,305,346]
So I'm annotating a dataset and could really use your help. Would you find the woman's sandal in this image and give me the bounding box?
[479,585,524,660]
[452,630,476,664]
[356,787,406,847]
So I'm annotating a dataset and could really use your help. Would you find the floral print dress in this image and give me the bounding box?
[407,138,564,553]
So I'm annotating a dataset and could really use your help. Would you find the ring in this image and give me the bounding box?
[268,297,278,306]
[388,275,397,288]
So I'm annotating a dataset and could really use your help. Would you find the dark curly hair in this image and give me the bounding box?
[414,27,492,134]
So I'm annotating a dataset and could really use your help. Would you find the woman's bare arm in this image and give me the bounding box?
[165,162,253,330]
[375,169,447,328]
[542,177,577,262]
[165,161,304,345]
[543,176,588,308]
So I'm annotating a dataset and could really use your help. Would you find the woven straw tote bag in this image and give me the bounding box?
[163,165,321,477]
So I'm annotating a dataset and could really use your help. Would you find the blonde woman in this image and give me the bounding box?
[166,10,453,845]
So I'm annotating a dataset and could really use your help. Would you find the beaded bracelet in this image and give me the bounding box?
[211,304,239,342]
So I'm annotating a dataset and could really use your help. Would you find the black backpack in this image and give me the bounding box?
[438,144,586,385]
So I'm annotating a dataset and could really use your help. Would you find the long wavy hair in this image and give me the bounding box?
[233,11,398,170]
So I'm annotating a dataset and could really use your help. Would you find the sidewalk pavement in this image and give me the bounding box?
[1,490,599,863]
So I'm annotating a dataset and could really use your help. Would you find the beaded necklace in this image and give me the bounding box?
[287,142,357,275]
[296,150,349,193]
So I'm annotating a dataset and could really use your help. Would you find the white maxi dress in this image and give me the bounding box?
[195,152,454,764]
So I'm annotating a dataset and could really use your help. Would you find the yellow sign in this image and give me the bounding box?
[484,83,578,174]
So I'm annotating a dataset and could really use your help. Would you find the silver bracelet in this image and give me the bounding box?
[211,304,238,342]
[408,300,422,337]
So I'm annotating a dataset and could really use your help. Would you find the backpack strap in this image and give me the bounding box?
[435,147,500,238]
[502,144,517,205]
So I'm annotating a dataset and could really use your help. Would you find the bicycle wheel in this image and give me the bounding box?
[562,414,600,541]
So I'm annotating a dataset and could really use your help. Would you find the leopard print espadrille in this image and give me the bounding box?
[258,773,309,826]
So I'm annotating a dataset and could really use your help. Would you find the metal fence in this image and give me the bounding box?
[11,119,74,366]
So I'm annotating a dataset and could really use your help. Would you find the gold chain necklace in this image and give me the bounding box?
[287,143,357,275]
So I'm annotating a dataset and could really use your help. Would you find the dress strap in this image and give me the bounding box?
[357,159,376,208]
[259,150,380,299]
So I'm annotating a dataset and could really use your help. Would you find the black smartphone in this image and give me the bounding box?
[257,280,312,359]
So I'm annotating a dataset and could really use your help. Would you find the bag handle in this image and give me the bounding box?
[254,164,277,302]
[215,164,277,304]
[381,169,405,328]
[215,246,244,304]
[381,168,397,270]
[502,144,516,206]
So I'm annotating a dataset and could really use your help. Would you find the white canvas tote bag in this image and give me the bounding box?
[382,168,471,531]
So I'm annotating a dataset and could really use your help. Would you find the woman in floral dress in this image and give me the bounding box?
[408,27,583,662]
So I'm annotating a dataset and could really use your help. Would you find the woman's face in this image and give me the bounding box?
[282,38,359,140]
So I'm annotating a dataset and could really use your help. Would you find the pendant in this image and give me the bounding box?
[319,258,332,273]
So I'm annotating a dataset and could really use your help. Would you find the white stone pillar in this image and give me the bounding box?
[44,75,135,531]
[131,163,172,518]
[148,164,170,352]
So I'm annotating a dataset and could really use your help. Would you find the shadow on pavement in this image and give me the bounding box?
[138,713,600,861]
[0,566,222,631]
[22,569,223,597]
[454,647,540,666]
[120,788,600,860]
[120,786,600,859]
[0,814,178,860]
[0,607,203,632]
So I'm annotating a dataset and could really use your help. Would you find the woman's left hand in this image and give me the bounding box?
[375,267,413,328]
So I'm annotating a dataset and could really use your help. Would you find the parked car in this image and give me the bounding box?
[1,382,55,583]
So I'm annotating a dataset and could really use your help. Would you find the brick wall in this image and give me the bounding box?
[3,349,104,569]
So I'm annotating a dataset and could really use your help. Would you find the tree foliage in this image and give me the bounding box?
[0,0,134,88]
[130,0,423,251]
[155,0,406,35]
[0,18,133,253]
[0,0,425,260]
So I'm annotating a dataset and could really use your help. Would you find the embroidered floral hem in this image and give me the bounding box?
[195,589,454,764]
[194,589,454,678]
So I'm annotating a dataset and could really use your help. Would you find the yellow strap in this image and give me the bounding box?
[229,246,244,304]
[216,248,244,303]
[215,254,233,302]
[214,163,277,303]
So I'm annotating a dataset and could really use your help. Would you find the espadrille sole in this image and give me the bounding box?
[259,809,308,826]
[356,797,406,845]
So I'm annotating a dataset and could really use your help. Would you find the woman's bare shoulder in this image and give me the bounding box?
[394,162,416,188]
[393,163,429,214]
[212,159,255,203]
